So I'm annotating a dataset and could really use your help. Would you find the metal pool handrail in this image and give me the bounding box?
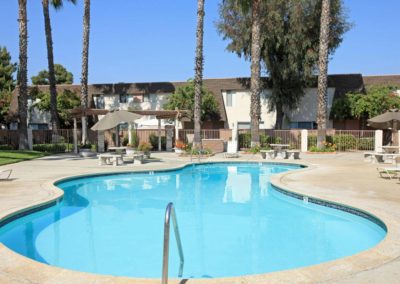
[162,202,184,284]
[190,147,202,163]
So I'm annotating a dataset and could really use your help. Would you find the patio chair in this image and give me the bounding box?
[224,140,239,158]
[377,167,400,179]
[0,169,12,180]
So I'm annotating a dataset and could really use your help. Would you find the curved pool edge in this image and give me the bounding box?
[0,158,399,284]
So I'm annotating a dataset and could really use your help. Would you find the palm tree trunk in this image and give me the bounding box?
[81,0,90,144]
[316,0,330,148]
[193,0,205,150]
[42,0,60,131]
[250,0,261,147]
[17,0,29,150]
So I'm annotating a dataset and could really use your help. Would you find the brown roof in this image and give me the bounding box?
[363,75,400,86]
[132,110,190,120]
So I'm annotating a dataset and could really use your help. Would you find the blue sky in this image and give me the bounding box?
[0,0,399,84]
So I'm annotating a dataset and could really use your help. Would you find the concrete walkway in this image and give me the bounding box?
[0,152,399,283]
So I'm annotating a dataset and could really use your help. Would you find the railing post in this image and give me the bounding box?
[375,130,383,152]
[301,129,308,152]
[73,118,78,154]
[162,203,184,284]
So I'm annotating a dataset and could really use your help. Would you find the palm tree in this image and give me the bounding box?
[316,0,331,148]
[234,0,262,146]
[249,0,261,147]
[17,0,29,149]
[193,0,205,149]
[81,0,90,144]
[42,0,76,131]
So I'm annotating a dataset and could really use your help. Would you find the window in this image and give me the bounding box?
[226,91,233,107]
[143,94,150,102]
[289,121,315,129]
[29,123,49,130]
[238,121,264,129]
[119,94,128,103]
[94,95,105,109]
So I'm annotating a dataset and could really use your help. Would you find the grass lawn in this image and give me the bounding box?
[0,150,47,166]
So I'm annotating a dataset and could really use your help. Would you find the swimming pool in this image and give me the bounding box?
[0,162,386,279]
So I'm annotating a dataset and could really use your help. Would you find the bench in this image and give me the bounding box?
[364,151,377,162]
[260,150,275,160]
[372,153,400,164]
[124,153,145,165]
[98,154,123,166]
[286,150,300,160]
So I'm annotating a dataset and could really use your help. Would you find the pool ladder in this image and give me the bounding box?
[162,202,184,284]
[190,146,203,163]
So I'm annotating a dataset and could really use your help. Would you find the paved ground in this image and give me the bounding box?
[0,152,399,283]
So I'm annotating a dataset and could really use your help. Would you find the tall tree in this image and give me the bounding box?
[164,81,220,122]
[228,0,262,145]
[42,0,76,131]
[217,0,350,129]
[17,0,29,149]
[316,0,331,148]
[193,0,205,149]
[31,64,74,85]
[249,0,262,146]
[81,0,90,144]
[0,47,17,126]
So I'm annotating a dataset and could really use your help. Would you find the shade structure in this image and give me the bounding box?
[367,109,400,130]
[91,110,142,131]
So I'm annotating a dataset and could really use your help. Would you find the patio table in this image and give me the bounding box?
[382,146,400,154]
[269,144,290,159]
[108,146,127,155]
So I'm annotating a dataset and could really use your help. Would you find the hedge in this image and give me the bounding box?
[33,143,67,153]
[149,134,166,150]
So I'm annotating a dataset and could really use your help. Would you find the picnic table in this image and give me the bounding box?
[382,146,400,154]
[372,152,400,164]
[270,144,290,159]
[98,153,123,166]
[108,146,127,154]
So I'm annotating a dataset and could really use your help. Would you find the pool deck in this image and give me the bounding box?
[0,152,399,283]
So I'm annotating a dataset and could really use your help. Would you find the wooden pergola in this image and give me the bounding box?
[131,110,190,151]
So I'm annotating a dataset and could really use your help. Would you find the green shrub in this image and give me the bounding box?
[249,145,261,154]
[79,143,92,149]
[260,133,269,147]
[308,135,317,149]
[239,133,251,148]
[332,134,357,151]
[308,135,334,150]
[33,143,67,153]
[358,137,374,150]
[309,145,336,152]
[130,130,139,148]
[0,145,13,150]
[138,141,153,152]
[149,133,166,150]
[122,136,129,146]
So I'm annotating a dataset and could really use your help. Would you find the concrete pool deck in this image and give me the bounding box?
[0,152,399,283]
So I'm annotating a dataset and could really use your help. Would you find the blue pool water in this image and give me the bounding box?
[0,163,386,278]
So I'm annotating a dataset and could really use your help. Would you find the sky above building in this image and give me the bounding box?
[0,0,399,84]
